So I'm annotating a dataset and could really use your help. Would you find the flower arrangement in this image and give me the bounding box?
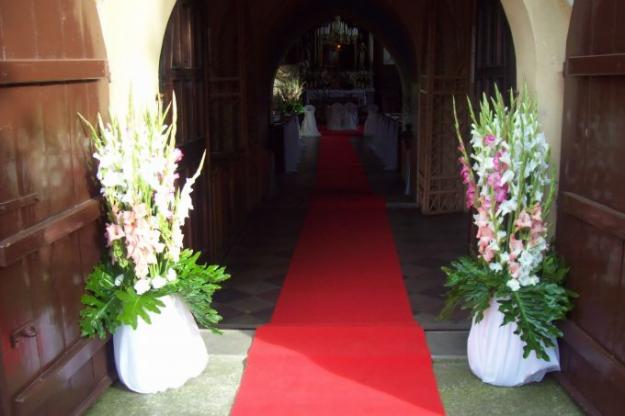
[79,96,229,339]
[442,88,575,360]
[273,66,305,115]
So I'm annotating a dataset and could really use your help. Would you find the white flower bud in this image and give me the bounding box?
[134,278,151,295]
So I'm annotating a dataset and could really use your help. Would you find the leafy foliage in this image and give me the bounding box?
[80,263,121,339]
[441,254,575,360]
[273,66,305,115]
[169,249,230,332]
[498,281,573,360]
[440,257,500,322]
[80,250,229,339]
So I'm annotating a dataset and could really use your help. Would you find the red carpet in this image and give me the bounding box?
[231,132,445,415]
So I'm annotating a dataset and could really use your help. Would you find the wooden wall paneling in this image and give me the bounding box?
[0,1,113,415]
[556,1,625,414]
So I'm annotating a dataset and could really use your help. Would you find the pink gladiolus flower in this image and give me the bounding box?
[466,185,476,209]
[487,172,499,187]
[508,261,521,278]
[460,163,471,183]
[481,195,492,210]
[530,204,543,222]
[105,223,124,246]
[530,221,546,243]
[484,134,496,146]
[495,185,508,204]
[509,234,524,259]
[494,150,508,170]
[482,248,495,262]
[173,148,183,162]
[475,207,490,228]
[515,211,532,230]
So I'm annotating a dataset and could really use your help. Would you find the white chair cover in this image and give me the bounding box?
[467,298,560,387]
[383,118,399,170]
[363,104,379,137]
[343,102,359,130]
[113,295,208,394]
[284,116,301,172]
[300,105,320,137]
[327,103,345,130]
[404,148,411,195]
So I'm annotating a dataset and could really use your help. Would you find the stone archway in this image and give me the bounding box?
[96,0,178,114]
[500,0,572,171]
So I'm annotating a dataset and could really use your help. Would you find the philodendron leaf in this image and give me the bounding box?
[115,290,165,329]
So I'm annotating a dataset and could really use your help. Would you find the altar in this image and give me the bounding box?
[305,89,374,107]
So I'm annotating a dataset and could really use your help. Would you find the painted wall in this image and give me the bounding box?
[96,0,177,115]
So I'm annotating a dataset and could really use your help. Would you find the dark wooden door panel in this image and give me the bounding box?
[473,0,516,100]
[160,0,269,262]
[557,1,625,414]
[0,1,112,415]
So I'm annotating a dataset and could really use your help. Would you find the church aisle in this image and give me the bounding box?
[231,132,445,415]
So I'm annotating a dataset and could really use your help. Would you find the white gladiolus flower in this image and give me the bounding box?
[500,170,515,185]
[489,262,503,272]
[151,276,167,289]
[134,278,151,295]
[114,274,124,287]
[166,268,177,282]
[507,279,521,291]
[100,171,124,188]
[497,199,517,216]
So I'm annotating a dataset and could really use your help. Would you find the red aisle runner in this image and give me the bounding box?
[231,133,445,415]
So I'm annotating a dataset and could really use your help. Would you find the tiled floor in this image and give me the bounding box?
[215,134,470,330]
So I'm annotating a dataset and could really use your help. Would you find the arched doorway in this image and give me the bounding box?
[154,0,518,332]
[0,0,585,414]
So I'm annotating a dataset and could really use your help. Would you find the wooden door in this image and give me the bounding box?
[0,1,112,415]
[160,0,269,262]
[473,0,516,101]
[160,0,212,259]
[556,1,625,414]
[417,0,473,214]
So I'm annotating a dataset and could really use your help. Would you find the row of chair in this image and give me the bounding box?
[364,107,400,171]
[300,102,361,137]
[325,102,359,131]
[296,104,401,176]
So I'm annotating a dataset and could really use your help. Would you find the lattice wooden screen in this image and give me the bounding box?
[417,75,469,215]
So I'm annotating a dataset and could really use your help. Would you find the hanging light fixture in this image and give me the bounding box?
[316,16,359,47]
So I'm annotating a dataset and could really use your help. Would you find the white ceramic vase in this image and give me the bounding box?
[113,294,208,393]
[467,297,560,387]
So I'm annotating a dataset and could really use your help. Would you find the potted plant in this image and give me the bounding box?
[273,66,305,118]
[441,87,576,387]
[79,96,229,393]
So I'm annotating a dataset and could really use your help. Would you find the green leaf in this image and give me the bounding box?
[115,290,165,329]
[440,257,500,322]
[171,249,230,330]
[497,282,573,360]
[79,262,121,339]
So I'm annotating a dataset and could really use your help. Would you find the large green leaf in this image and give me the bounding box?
[115,290,165,329]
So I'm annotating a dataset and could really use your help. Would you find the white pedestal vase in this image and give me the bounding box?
[113,294,208,393]
[467,298,560,387]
